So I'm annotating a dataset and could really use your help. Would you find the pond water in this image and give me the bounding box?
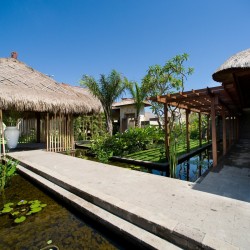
[0,175,123,250]
[73,148,213,182]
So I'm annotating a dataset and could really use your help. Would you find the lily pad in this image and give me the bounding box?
[30,207,42,213]
[17,200,27,205]
[4,202,14,207]
[11,211,20,216]
[14,216,26,223]
[1,207,13,213]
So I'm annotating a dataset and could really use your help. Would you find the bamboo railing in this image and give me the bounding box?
[46,113,75,152]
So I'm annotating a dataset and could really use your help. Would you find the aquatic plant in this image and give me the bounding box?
[0,159,18,193]
[0,199,47,224]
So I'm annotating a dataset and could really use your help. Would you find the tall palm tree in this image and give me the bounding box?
[127,81,147,127]
[81,70,126,135]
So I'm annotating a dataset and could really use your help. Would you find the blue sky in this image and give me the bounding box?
[1,0,250,95]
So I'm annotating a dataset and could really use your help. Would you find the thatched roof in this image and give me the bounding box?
[213,48,250,82]
[0,58,102,114]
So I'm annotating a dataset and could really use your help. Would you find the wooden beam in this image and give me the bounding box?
[186,110,190,153]
[211,97,217,167]
[164,103,170,176]
[222,108,227,156]
[199,113,202,147]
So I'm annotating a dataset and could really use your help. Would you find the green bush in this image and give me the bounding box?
[90,126,164,162]
[0,159,18,193]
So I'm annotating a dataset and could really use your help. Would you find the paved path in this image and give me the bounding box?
[8,142,250,250]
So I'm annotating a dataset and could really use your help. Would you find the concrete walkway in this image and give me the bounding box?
[8,143,250,250]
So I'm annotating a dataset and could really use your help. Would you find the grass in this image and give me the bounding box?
[125,139,209,163]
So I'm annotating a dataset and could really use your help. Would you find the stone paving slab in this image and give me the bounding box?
[8,149,250,250]
[18,165,180,250]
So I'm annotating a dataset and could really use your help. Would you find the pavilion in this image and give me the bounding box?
[0,52,102,155]
[152,48,250,168]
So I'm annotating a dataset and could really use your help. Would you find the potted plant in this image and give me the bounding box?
[3,110,22,149]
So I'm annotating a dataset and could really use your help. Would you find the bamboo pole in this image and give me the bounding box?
[0,109,6,157]
[59,113,62,152]
[67,114,70,150]
[71,115,75,150]
[54,113,57,152]
[46,113,49,151]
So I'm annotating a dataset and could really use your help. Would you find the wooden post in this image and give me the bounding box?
[236,117,239,141]
[222,108,227,156]
[233,116,236,142]
[164,102,170,177]
[0,109,6,157]
[46,113,49,151]
[207,115,210,142]
[186,110,190,153]
[211,97,217,167]
[36,112,41,143]
[198,112,202,147]
[229,116,233,147]
[71,115,75,150]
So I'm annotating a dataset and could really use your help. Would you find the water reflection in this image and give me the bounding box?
[70,148,212,182]
[176,150,213,182]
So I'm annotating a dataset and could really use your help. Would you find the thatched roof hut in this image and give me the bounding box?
[213,48,250,83]
[212,48,250,109]
[0,57,102,114]
[0,54,103,153]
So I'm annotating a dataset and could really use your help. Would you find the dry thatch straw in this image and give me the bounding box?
[213,48,250,82]
[0,58,102,114]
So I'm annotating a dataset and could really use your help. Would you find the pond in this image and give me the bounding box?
[0,175,127,250]
[72,148,213,182]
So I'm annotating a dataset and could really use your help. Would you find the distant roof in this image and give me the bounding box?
[0,57,102,114]
[144,111,156,120]
[213,48,250,82]
[112,98,151,108]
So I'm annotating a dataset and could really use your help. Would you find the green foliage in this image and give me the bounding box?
[74,114,106,141]
[0,159,18,193]
[142,53,194,127]
[0,199,47,224]
[90,126,164,162]
[189,113,208,140]
[80,70,127,135]
[3,110,22,127]
[126,81,148,127]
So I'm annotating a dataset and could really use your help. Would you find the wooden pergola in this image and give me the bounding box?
[151,85,240,167]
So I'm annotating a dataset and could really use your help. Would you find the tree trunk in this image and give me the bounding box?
[106,116,113,136]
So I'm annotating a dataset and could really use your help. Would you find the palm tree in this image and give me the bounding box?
[127,81,147,127]
[80,70,126,135]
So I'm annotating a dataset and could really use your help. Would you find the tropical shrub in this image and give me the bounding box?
[90,126,164,162]
[0,159,18,193]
